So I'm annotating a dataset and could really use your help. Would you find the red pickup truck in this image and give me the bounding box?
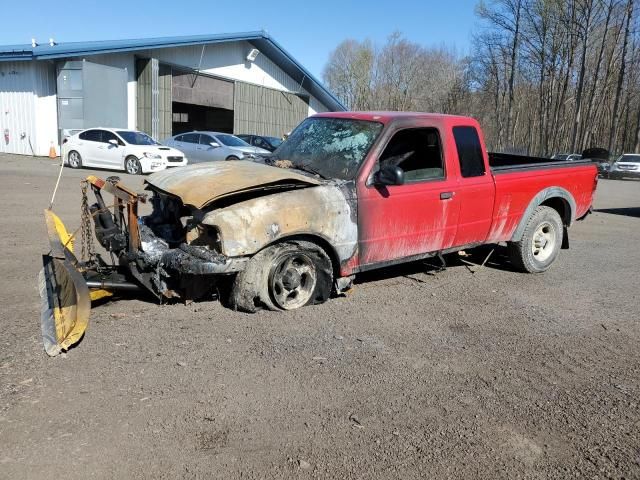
[41,112,598,353]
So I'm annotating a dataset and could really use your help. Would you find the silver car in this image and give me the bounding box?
[164,131,271,163]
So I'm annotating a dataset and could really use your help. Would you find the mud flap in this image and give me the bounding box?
[39,209,92,356]
[38,255,91,356]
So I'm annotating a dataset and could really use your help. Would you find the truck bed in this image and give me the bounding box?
[489,152,593,173]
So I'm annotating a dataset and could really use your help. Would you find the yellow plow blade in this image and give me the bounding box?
[38,209,91,356]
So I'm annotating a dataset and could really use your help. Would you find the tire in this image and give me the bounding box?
[230,240,333,313]
[226,156,240,161]
[68,150,82,169]
[508,206,563,273]
[125,156,142,175]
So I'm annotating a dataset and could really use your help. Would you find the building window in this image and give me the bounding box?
[173,113,188,123]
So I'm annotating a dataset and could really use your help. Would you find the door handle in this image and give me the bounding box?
[440,191,454,200]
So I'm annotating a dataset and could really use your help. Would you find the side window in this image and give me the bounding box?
[379,128,445,182]
[199,134,214,145]
[255,137,268,149]
[79,129,100,142]
[174,134,184,142]
[182,133,200,144]
[101,130,120,144]
[453,126,486,178]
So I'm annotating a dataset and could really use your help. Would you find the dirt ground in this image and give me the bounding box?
[0,154,639,479]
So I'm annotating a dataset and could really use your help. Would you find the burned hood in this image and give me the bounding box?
[145,160,322,209]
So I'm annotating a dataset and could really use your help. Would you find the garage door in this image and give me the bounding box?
[233,82,309,137]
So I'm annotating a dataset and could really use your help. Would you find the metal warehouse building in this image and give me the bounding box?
[0,32,344,156]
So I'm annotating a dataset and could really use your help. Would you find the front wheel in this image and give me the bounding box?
[68,151,82,169]
[230,241,333,313]
[226,156,240,161]
[125,156,142,175]
[508,206,563,273]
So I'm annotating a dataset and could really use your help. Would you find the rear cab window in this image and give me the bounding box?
[453,126,486,178]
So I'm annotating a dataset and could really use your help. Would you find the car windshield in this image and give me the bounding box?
[216,134,250,147]
[117,131,159,145]
[270,117,383,180]
[619,155,640,163]
[266,136,283,148]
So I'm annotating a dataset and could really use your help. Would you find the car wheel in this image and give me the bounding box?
[68,151,82,169]
[230,240,333,313]
[125,156,142,175]
[508,206,563,273]
[226,156,240,161]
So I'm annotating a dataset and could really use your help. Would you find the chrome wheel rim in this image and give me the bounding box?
[69,152,80,167]
[531,221,556,262]
[269,254,317,310]
[126,158,139,174]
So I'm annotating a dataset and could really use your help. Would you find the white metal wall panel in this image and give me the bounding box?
[144,41,306,95]
[32,62,58,156]
[0,62,40,155]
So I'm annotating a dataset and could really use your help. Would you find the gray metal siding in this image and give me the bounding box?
[136,58,172,140]
[233,82,308,137]
[57,60,127,138]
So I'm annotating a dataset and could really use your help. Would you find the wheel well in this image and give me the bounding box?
[265,234,341,280]
[226,155,239,161]
[540,197,571,225]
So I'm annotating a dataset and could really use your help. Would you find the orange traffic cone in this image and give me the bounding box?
[49,142,57,158]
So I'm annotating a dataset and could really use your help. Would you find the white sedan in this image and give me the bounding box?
[63,128,188,175]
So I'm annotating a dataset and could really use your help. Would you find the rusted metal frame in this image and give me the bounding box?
[85,175,142,253]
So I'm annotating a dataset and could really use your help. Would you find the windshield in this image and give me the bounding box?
[266,136,283,148]
[216,134,250,147]
[619,155,640,163]
[270,117,383,180]
[117,131,159,145]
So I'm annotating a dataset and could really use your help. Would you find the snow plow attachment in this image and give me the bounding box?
[38,176,144,356]
[39,209,92,356]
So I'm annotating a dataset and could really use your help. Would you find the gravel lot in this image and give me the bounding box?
[0,154,639,479]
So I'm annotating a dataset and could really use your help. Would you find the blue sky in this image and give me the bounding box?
[1,0,479,80]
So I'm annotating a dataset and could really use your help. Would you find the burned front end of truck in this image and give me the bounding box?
[39,174,246,356]
[38,159,355,356]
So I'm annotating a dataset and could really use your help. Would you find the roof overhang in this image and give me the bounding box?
[0,31,345,112]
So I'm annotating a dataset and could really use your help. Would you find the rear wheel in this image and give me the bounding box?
[226,155,240,161]
[68,151,82,169]
[230,241,333,313]
[125,156,142,175]
[508,206,563,273]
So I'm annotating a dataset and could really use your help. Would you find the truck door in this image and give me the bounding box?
[357,127,460,267]
[450,125,495,246]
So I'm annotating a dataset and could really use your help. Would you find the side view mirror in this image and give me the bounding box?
[108,139,119,147]
[209,142,220,148]
[374,165,405,186]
